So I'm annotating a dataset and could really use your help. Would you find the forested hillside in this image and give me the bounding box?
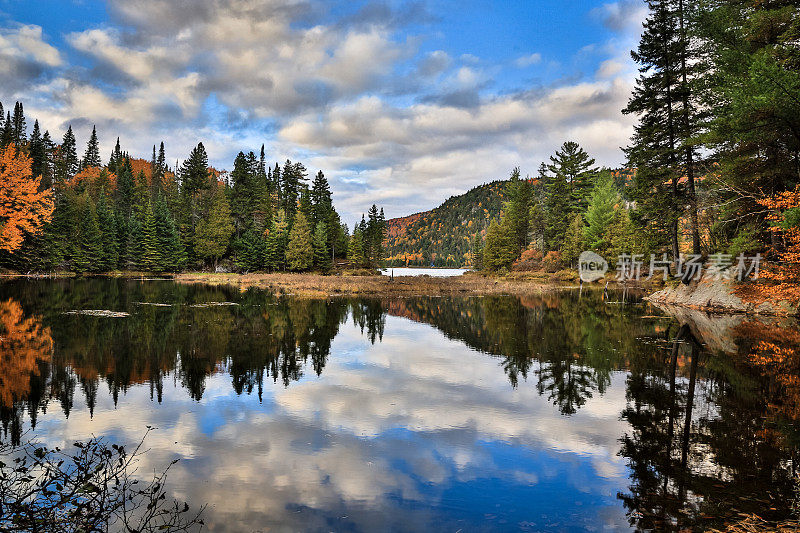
[385,180,508,267]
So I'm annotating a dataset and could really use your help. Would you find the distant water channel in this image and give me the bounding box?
[0,278,798,531]
[380,267,468,277]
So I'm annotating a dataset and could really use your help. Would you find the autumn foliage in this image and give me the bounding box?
[750,185,800,304]
[0,144,54,253]
[0,298,53,407]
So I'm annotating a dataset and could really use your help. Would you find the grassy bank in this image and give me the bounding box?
[173,271,574,297]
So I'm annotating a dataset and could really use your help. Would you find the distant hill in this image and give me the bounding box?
[385,180,509,267]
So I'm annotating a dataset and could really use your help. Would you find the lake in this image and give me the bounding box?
[0,278,797,532]
[380,267,468,277]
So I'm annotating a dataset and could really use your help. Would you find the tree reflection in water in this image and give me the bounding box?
[0,278,797,530]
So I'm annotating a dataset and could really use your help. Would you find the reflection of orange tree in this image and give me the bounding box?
[0,298,53,406]
[736,321,800,423]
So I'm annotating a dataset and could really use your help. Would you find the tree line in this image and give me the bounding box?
[476,0,799,275]
[0,102,386,273]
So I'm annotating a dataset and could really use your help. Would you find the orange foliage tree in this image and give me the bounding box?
[753,185,800,304]
[0,144,54,253]
[0,298,53,407]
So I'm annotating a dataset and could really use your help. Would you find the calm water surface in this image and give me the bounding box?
[0,279,798,532]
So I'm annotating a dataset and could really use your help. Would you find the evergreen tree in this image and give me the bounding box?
[546,141,597,213]
[230,151,254,234]
[264,209,288,271]
[40,130,55,190]
[179,143,210,258]
[73,193,102,272]
[503,167,533,254]
[281,160,307,218]
[482,218,515,271]
[138,200,160,271]
[624,0,692,259]
[312,221,330,272]
[697,0,799,253]
[115,158,135,217]
[470,232,484,270]
[544,168,571,251]
[108,138,123,174]
[348,227,365,268]
[285,211,313,271]
[0,112,11,149]
[96,190,119,271]
[82,126,101,169]
[28,121,48,187]
[11,102,26,147]
[606,208,638,265]
[154,194,186,271]
[311,170,332,227]
[584,172,618,254]
[55,126,79,183]
[193,184,233,270]
[561,213,586,267]
[234,230,263,271]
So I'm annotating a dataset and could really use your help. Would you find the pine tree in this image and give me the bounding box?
[264,209,288,271]
[482,218,509,271]
[546,141,597,213]
[0,112,11,149]
[55,126,79,183]
[285,211,313,271]
[312,221,330,272]
[230,151,254,234]
[179,143,210,257]
[138,200,160,271]
[561,213,586,267]
[108,138,123,174]
[470,232,484,270]
[82,126,101,169]
[96,190,119,271]
[115,158,135,217]
[583,172,618,255]
[311,170,332,227]
[193,184,233,270]
[348,227,365,268]
[624,0,688,259]
[40,130,55,190]
[11,102,26,147]
[73,193,102,272]
[28,121,48,187]
[154,194,186,271]
[503,167,532,255]
[234,230,263,271]
[543,168,571,251]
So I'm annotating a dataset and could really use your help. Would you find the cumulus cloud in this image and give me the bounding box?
[0,24,61,91]
[515,52,542,68]
[591,0,648,34]
[0,0,645,222]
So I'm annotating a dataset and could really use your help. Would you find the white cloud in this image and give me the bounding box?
[514,52,542,68]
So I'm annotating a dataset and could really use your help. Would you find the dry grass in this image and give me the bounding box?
[710,515,800,533]
[173,271,573,297]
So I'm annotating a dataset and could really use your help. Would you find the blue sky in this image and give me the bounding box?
[0,0,647,222]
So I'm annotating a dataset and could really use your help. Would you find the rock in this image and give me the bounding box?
[646,273,799,316]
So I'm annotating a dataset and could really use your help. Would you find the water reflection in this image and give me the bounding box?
[0,278,797,531]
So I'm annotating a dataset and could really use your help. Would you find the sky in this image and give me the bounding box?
[0,0,647,224]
